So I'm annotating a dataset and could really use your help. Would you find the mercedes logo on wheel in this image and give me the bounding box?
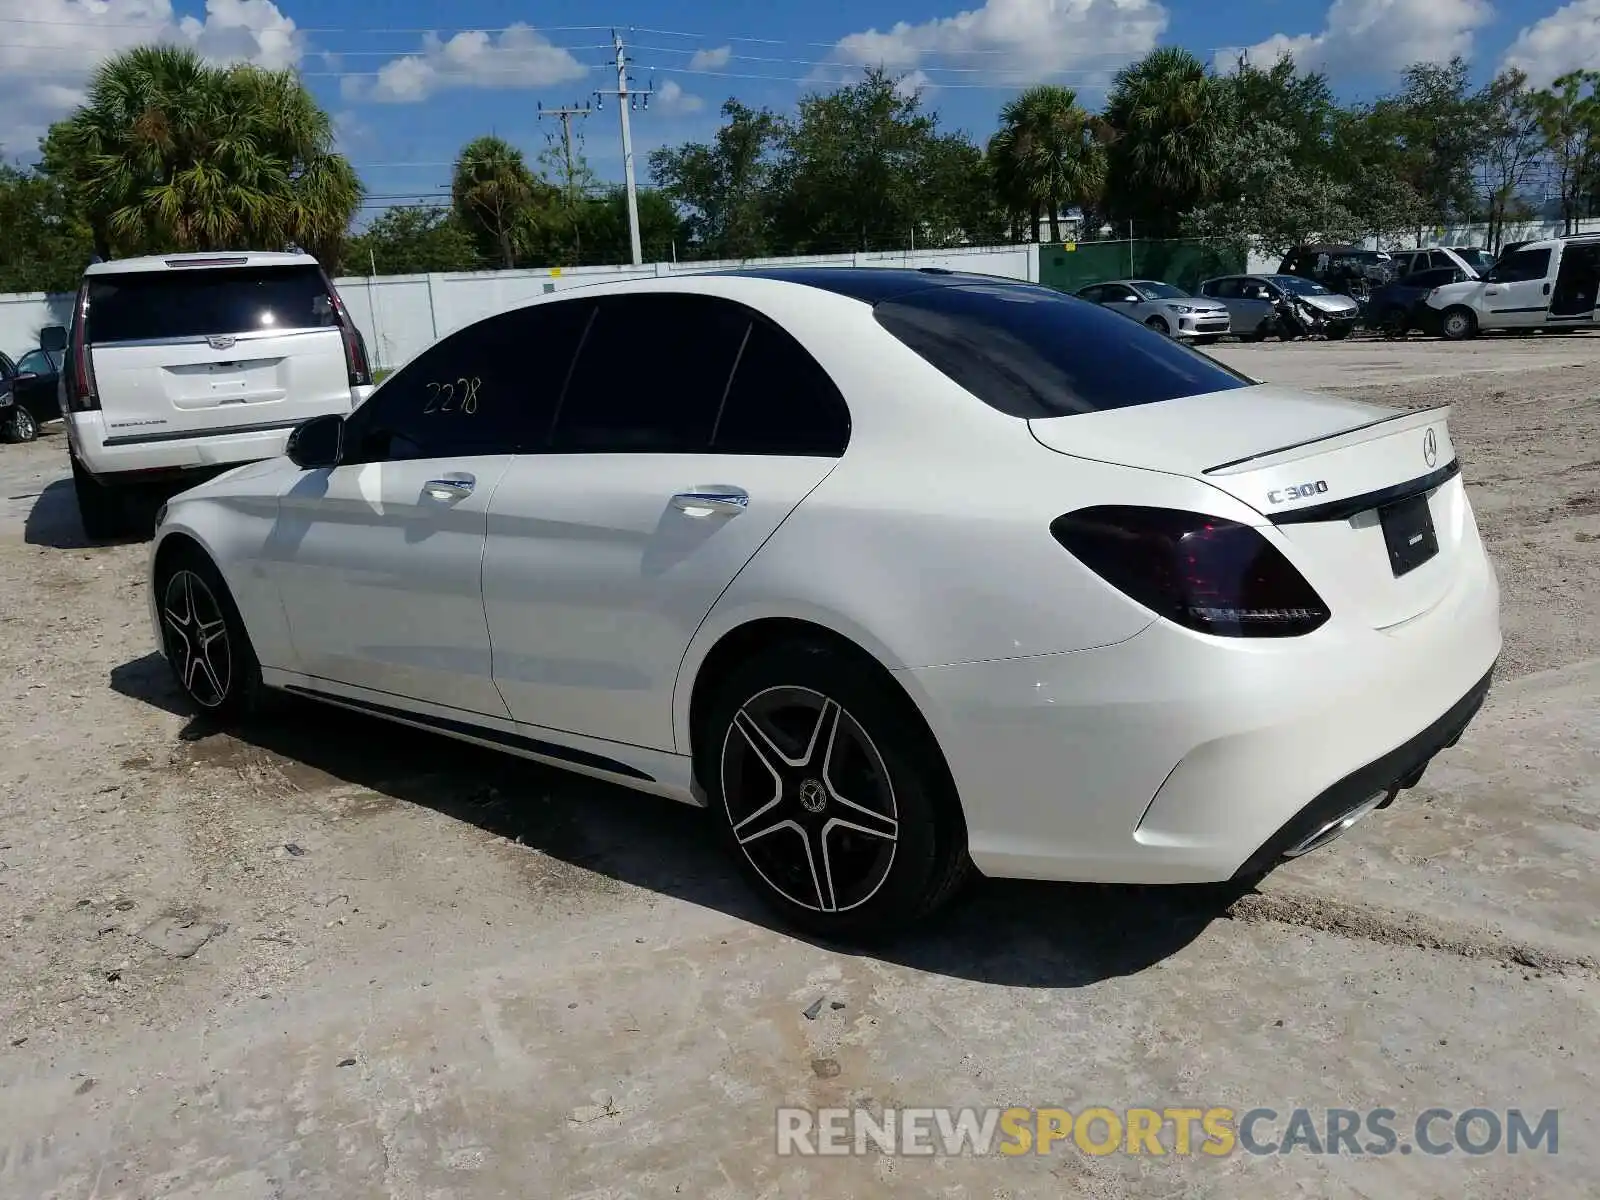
[798,778,828,814]
[1423,427,1438,468]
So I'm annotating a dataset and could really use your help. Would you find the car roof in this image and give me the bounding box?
[696,265,1043,304]
[83,250,320,276]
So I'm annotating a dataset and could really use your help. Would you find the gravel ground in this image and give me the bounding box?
[0,338,1596,1198]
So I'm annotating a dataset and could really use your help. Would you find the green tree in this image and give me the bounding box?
[1475,68,1545,251]
[44,44,361,263]
[1530,70,1600,234]
[345,206,482,275]
[649,100,787,260]
[1102,47,1228,236]
[1382,57,1487,233]
[574,187,685,264]
[0,166,94,293]
[451,135,548,269]
[988,85,1105,243]
[768,68,989,254]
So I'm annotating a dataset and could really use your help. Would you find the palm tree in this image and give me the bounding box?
[990,85,1105,243]
[451,136,541,269]
[52,45,362,260]
[1103,47,1226,236]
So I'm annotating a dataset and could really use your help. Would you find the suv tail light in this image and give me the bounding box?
[67,279,99,412]
[1051,506,1330,637]
[319,270,372,389]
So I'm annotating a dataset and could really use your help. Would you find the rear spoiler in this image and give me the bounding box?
[1203,405,1451,475]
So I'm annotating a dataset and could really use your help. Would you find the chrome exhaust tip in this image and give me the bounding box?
[1282,789,1395,859]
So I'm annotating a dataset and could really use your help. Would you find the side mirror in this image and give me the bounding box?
[40,326,68,354]
[286,413,344,469]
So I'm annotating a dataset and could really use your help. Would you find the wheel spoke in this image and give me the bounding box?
[799,698,841,769]
[823,804,898,843]
[733,708,802,771]
[196,615,228,651]
[735,812,798,847]
[797,825,834,912]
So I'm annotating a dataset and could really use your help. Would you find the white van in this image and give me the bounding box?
[44,251,375,539]
[1419,234,1600,340]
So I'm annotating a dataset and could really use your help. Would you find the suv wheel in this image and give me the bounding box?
[700,640,971,942]
[4,408,37,443]
[71,454,129,541]
[154,546,264,719]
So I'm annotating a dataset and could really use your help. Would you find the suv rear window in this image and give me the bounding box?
[85,265,337,344]
[873,282,1253,419]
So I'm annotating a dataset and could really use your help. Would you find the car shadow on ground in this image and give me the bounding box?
[24,478,159,550]
[110,652,1256,988]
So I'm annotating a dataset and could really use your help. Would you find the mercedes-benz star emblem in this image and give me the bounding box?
[1423,427,1438,468]
[798,778,828,814]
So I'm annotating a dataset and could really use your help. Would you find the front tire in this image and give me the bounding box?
[4,408,37,443]
[1144,316,1171,337]
[154,546,264,720]
[1325,323,1352,340]
[700,640,971,942]
[1441,307,1477,341]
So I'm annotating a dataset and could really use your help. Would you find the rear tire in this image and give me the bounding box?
[4,408,37,443]
[1441,307,1477,341]
[699,639,971,943]
[153,544,265,721]
[71,453,129,541]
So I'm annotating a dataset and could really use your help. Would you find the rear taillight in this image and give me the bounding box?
[1051,505,1330,637]
[320,270,371,388]
[68,280,99,412]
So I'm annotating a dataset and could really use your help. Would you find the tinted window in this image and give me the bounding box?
[343,301,591,463]
[1207,279,1238,298]
[550,294,748,453]
[1486,248,1551,283]
[713,318,850,456]
[1408,268,1459,289]
[85,266,337,343]
[1077,285,1105,302]
[874,282,1253,419]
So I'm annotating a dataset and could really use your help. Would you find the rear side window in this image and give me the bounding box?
[874,282,1253,419]
[550,294,749,453]
[343,301,592,463]
[713,318,850,456]
[85,266,337,344]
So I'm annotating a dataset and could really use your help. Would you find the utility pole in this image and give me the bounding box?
[537,100,592,210]
[594,29,651,265]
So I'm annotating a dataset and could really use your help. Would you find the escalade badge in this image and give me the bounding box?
[208,335,236,350]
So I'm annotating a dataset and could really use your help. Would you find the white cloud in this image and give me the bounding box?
[345,23,588,104]
[827,0,1167,89]
[687,45,731,71]
[652,78,705,115]
[0,0,305,160]
[1501,0,1600,86]
[1216,0,1493,77]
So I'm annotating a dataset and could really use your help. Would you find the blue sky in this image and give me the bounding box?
[4,0,1598,214]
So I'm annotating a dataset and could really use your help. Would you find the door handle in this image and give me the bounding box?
[1484,287,1501,295]
[1543,282,1551,295]
[671,489,748,516]
[423,477,475,500]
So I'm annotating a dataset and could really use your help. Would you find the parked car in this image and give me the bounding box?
[1073,279,1231,342]
[1417,233,1600,339]
[1198,274,1362,339]
[0,347,63,443]
[147,268,1500,939]
[1389,247,1486,280]
[1364,266,1475,336]
[1277,244,1395,299]
[43,250,375,540]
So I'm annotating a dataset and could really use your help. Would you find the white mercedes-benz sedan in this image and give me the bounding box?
[147,268,1501,939]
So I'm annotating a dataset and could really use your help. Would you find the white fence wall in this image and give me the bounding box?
[0,243,1038,372]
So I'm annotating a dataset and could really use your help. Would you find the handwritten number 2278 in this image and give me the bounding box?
[423,377,481,414]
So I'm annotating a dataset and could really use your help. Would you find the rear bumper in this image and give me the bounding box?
[900,532,1501,885]
[70,410,317,480]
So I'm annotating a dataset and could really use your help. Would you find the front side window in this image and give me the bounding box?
[84,266,338,343]
[874,281,1253,419]
[1485,248,1552,284]
[342,301,592,463]
[15,350,54,375]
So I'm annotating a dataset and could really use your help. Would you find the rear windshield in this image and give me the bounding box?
[873,282,1253,419]
[85,265,337,344]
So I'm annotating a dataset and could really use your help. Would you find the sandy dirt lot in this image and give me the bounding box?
[0,335,1596,1198]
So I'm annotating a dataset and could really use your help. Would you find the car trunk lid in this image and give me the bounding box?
[1029,385,1464,630]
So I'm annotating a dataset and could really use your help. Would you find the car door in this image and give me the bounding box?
[1477,244,1558,328]
[1100,283,1145,320]
[12,351,61,423]
[266,302,589,715]
[482,291,850,752]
